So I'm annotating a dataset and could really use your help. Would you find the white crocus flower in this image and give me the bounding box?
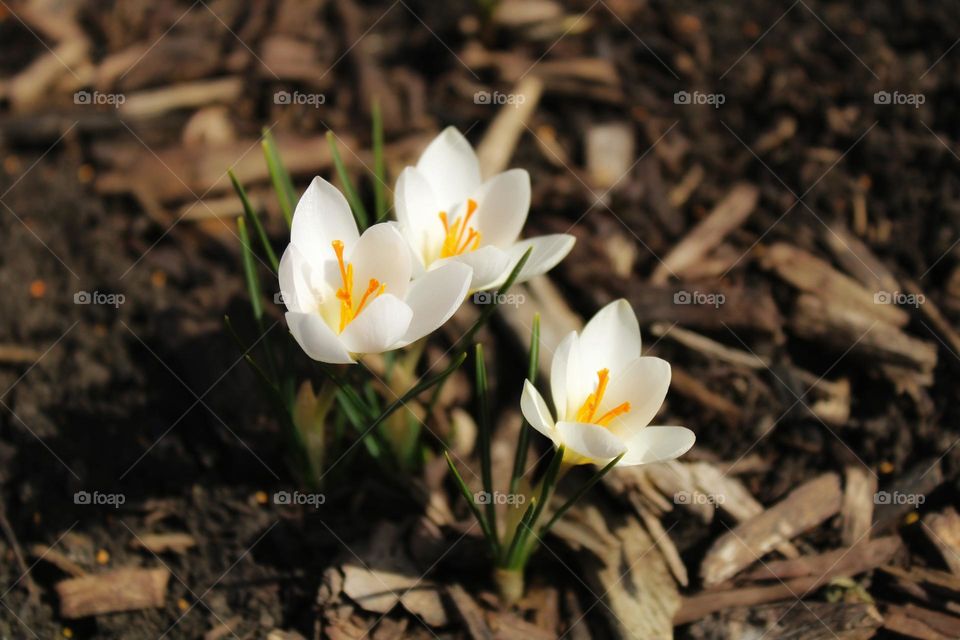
[521,299,695,467]
[279,177,473,364]
[395,127,575,291]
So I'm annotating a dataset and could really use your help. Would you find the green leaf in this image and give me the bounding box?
[509,444,565,569]
[537,453,625,538]
[371,99,389,222]
[237,217,264,322]
[509,313,540,495]
[230,170,279,273]
[445,451,497,551]
[326,131,369,230]
[365,352,467,435]
[262,128,296,228]
[474,343,497,546]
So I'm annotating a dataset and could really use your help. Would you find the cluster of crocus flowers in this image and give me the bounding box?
[280,128,575,363]
[521,299,695,467]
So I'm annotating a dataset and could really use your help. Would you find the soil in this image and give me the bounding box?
[2,0,960,638]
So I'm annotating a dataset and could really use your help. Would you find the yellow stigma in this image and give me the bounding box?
[332,240,385,333]
[439,198,482,258]
[575,368,631,427]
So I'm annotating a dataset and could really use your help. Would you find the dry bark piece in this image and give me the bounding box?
[823,223,899,295]
[738,536,899,582]
[56,567,170,618]
[884,604,960,640]
[761,242,909,327]
[667,367,744,427]
[924,508,960,575]
[649,322,770,369]
[475,75,544,178]
[771,602,882,640]
[341,523,447,627]
[119,77,244,119]
[790,293,937,374]
[553,503,679,639]
[841,465,877,547]
[700,472,842,586]
[446,584,492,640]
[678,537,900,624]
[651,183,759,283]
[30,544,86,577]
[129,532,197,554]
[584,122,634,190]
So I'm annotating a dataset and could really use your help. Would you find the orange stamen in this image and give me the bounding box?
[439,198,482,258]
[575,368,631,428]
[331,240,386,333]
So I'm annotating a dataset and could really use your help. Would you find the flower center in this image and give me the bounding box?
[575,368,631,427]
[438,198,482,258]
[332,240,385,334]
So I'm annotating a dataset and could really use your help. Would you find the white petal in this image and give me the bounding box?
[520,380,556,440]
[473,169,531,248]
[397,261,472,346]
[602,357,672,434]
[279,244,315,313]
[291,177,360,264]
[442,245,511,291]
[347,223,412,299]
[488,234,576,289]
[395,167,441,263]
[579,299,641,377]
[550,331,579,420]
[416,127,482,210]
[285,312,354,364]
[556,421,627,462]
[618,426,695,466]
[338,294,413,355]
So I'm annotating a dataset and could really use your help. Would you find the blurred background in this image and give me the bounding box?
[1,0,959,638]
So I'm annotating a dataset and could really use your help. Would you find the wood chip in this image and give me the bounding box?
[924,508,960,575]
[584,122,634,189]
[446,584,492,640]
[678,537,900,624]
[841,465,877,547]
[56,567,169,618]
[884,603,960,640]
[651,183,759,283]
[700,473,842,586]
[761,242,908,327]
[129,532,197,554]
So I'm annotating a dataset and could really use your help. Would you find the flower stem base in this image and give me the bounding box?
[494,567,524,606]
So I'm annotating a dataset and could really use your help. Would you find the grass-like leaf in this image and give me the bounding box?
[474,343,497,544]
[372,100,388,222]
[237,217,264,322]
[445,451,497,551]
[230,171,279,273]
[261,128,296,228]
[326,131,369,230]
[538,452,624,538]
[509,313,540,495]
